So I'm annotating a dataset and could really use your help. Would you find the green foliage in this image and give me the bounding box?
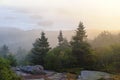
[110,44,120,72]
[15,47,28,65]
[94,44,120,73]
[6,54,17,67]
[0,44,9,57]
[0,45,17,67]
[44,50,62,70]
[58,30,64,46]
[70,22,95,69]
[44,36,74,70]
[26,22,120,74]
[44,32,76,70]
[44,46,76,70]
[0,57,21,80]
[91,31,118,48]
[71,22,87,42]
[30,32,50,65]
[90,31,120,73]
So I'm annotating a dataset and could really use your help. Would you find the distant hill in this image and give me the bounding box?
[0,27,75,53]
[0,27,117,53]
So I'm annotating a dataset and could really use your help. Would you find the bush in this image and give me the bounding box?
[0,57,21,80]
[44,46,76,71]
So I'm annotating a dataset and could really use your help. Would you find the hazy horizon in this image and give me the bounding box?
[1,0,120,31]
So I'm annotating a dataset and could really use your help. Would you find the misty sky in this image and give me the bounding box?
[0,0,120,31]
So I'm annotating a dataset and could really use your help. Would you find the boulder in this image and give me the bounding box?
[20,65,45,74]
[78,70,111,80]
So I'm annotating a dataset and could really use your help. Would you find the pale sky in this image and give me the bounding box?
[0,0,120,30]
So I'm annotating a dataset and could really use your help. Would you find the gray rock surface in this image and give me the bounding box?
[15,65,44,75]
[78,70,111,80]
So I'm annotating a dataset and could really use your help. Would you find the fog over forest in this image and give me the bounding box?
[0,0,120,80]
[0,27,119,53]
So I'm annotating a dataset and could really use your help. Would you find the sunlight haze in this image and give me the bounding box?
[0,0,120,31]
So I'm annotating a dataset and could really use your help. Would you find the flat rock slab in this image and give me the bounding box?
[47,73,66,80]
[78,70,111,80]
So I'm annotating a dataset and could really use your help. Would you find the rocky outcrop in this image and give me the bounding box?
[78,70,111,80]
[14,65,45,75]
[13,67,112,80]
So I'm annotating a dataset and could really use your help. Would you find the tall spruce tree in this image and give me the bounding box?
[58,31,70,48]
[58,30,64,46]
[31,32,50,65]
[71,22,94,68]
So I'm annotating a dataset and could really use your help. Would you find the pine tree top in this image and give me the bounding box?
[58,30,64,46]
[33,31,50,48]
[72,22,87,42]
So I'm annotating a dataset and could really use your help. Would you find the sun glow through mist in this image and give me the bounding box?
[0,0,120,31]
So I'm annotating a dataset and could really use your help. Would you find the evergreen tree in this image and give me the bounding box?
[0,45,17,66]
[58,30,64,46]
[72,22,87,42]
[70,22,94,68]
[30,32,50,65]
[62,38,70,47]
[15,47,28,65]
[0,45,9,57]
[6,54,17,67]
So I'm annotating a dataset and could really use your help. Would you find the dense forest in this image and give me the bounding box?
[0,22,120,80]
